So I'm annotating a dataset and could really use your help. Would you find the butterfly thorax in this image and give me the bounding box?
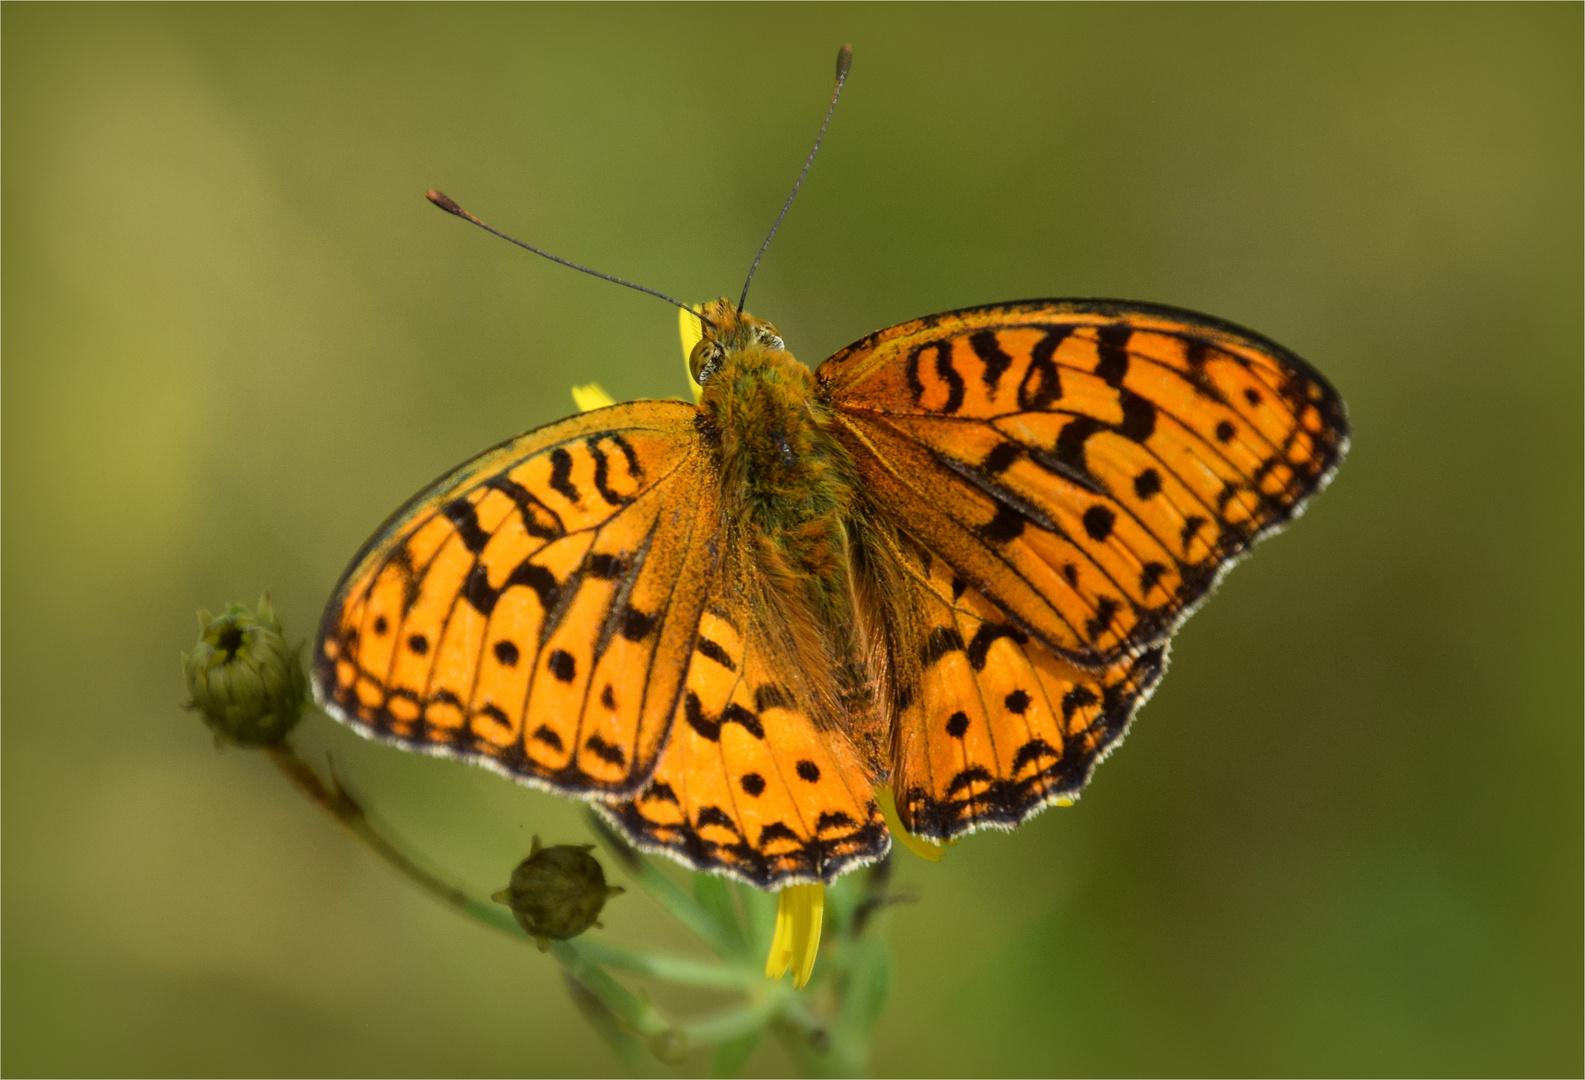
[694,303,859,616]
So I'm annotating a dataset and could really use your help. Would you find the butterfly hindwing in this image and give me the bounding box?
[892,543,1166,840]
[603,557,889,887]
[822,299,1349,666]
[314,403,719,796]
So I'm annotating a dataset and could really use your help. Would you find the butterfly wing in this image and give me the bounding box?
[821,299,1349,667]
[602,553,889,887]
[314,402,720,797]
[891,541,1166,840]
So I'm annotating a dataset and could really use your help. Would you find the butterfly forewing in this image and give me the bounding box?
[314,403,719,796]
[822,300,1349,667]
[603,558,889,887]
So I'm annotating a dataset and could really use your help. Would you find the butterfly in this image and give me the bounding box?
[312,292,1348,888]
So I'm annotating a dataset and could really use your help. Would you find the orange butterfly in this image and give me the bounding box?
[313,293,1347,887]
[312,50,1348,889]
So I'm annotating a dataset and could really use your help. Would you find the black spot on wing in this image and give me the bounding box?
[906,341,964,414]
[1083,505,1116,541]
[642,781,679,804]
[621,606,654,641]
[753,684,792,711]
[981,441,1024,475]
[683,691,719,741]
[587,552,626,579]
[969,330,1015,393]
[1045,415,1108,493]
[486,474,565,540]
[587,433,642,507]
[1011,738,1059,774]
[979,504,1026,543]
[758,821,800,845]
[695,805,739,833]
[946,766,993,796]
[696,635,736,671]
[443,498,490,554]
[922,626,966,665]
[530,724,564,751]
[547,649,576,682]
[1085,597,1120,644]
[1118,391,1157,442]
[1095,323,1132,388]
[1017,327,1070,411]
[1134,468,1162,498]
[721,702,764,739]
[547,448,580,504]
[462,559,559,618]
[1061,685,1099,723]
[584,734,625,767]
[966,623,1028,671]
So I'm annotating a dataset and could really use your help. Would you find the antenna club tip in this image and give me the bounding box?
[426,189,463,214]
[836,44,853,81]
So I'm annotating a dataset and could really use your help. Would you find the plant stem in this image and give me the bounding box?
[265,739,682,1045]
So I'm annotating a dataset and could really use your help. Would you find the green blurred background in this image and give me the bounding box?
[4,4,1580,1076]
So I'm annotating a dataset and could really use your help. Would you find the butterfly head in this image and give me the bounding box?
[688,298,787,386]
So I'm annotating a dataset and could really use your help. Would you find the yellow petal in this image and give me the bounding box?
[765,883,824,989]
[571,383,617,412]
[875,786,954,862]
[678,305,704,403]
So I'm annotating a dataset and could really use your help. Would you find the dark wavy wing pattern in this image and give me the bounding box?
[603,557,888,887]
[890,540,1166,840]
[822,299,1349,666]
[314,403,719,797]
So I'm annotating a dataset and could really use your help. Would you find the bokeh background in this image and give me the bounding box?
[4,4,1580,1076]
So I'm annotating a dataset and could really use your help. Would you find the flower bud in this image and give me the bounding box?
[182,595,307,747]
[493,837,624,950]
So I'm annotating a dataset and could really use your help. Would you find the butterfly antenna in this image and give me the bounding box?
[737,44,853,314]
[426,190,713,330]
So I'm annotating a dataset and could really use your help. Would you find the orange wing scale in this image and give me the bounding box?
[602,566,888,887]
[316,403,719,796]
[823,299,1348,668]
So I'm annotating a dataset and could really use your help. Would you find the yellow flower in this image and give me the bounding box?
[571,383,617,412]
[765,882,824,989]
[678,306,704,403]
[875,786,955,862]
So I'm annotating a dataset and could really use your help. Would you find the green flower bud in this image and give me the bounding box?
[182,595,307,746]
[493,837,624,950]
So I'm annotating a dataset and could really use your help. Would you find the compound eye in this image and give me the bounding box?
[689,340,724,384]
[754,326,786,351]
